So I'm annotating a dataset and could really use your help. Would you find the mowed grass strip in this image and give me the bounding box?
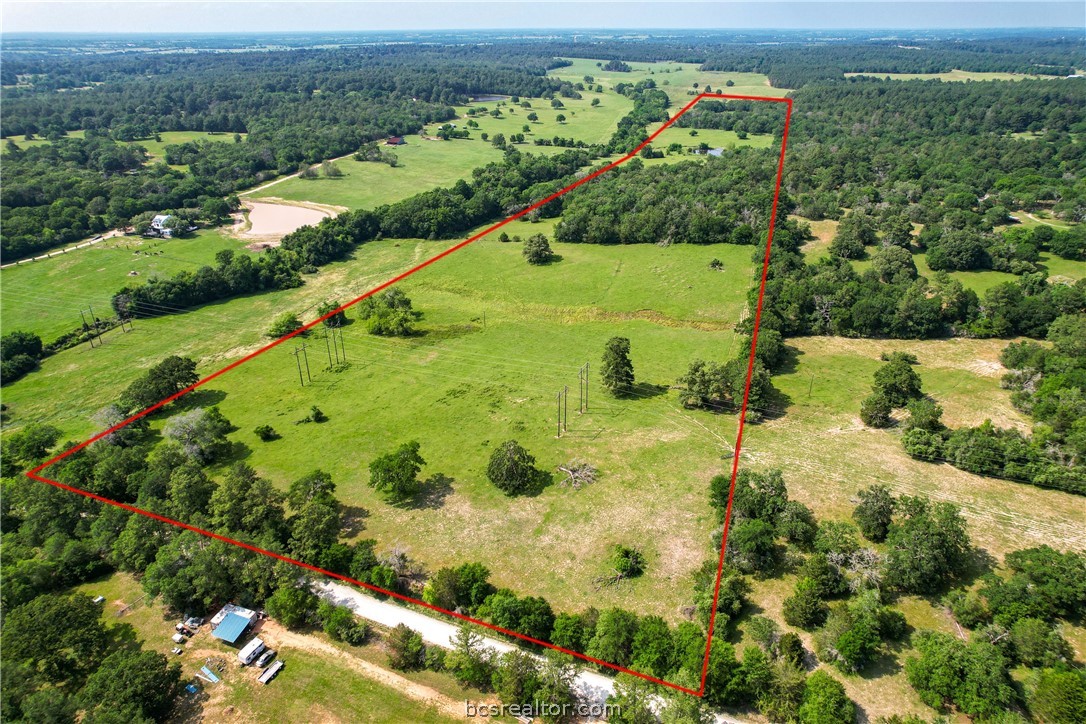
[845,69,1067,82]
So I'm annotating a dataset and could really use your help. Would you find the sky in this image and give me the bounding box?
[2,1,1084,33]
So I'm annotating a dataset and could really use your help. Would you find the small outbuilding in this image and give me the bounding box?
[386,136,406,146]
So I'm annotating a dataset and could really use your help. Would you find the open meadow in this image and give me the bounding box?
[4,227,756,619]
[0,228,244,342]
[5,99,1083,625]
[547,58,790,103]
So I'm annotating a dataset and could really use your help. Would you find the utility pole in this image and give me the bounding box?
[291,344,312,386]
[323,330,334,368]
[88,306,104,347]
[556,390,563,438]
[291,347,305,386]
[300,343,312,382]
[337,326,346,362]
[80,309,97,348]
[563,385,568,431]
[578,362,589,413]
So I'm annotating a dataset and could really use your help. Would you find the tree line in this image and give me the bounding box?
[1,44,591,260]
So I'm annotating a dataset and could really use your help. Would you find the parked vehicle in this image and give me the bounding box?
[171,633,186,644]
[171,647,184,655]
[237,637,265,665]
[184,616,204,629]
[258,659,284,684]
[255,649,277,668]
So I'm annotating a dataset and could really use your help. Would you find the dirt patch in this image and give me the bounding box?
[965,359,1004,377]
[234,200,343,245]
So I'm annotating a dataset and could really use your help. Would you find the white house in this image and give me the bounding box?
[150,214,175,238]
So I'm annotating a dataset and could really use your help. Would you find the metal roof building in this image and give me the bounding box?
[210,603,257,644]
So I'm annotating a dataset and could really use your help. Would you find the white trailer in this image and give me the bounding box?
[237,637,265,665]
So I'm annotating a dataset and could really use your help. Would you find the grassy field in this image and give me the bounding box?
[73,573,463,723]
[844,69,1064,82]
[745,335,1086,556]
[548,58,790,104]
[4,224,757,619]
[250,140,506,210]
[126,130,246,164]
[249,88,638,211]
[1,130,241,168]
[2,129,86,152]
[446,91,635,147]
[798,214,1084,294]
[645,124,776,153]
[0,227,243,343]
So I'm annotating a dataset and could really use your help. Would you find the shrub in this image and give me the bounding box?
[486,440,540,496]
[853,484,895,542]
[783,578,829,629]
[523,234,555,265]
[254,424,278,441]
[387,624,425,670]
[799,670,855,724]
[902,428,945,460]
[610,545,645,578]
[266,586,317,629]
[860,393,893,427]
[266,312,303,339]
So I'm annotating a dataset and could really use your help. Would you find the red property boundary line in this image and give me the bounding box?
[27,92,793,698]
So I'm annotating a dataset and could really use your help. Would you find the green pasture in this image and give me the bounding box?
[250,139,505,210]
[851,249,1085,296]
[7,232,756,618]
[250,90,637,211]
[548,58,790,103]
[0,130,240,167]
[0,227,243,343]
[447,90,635,147]
[742,333,1086,558]
[645,124,776,153]
[2,129,86,153]
[128,130,245,162]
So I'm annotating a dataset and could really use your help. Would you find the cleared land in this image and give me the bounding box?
[73,573,465,723]
[251,140,505,211]
[548,59,790,103]
[240,200,335,239]
[745,335,1086,555]
[446,91,636,147]
[1,130,243,169]
[844,69,1066,82]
